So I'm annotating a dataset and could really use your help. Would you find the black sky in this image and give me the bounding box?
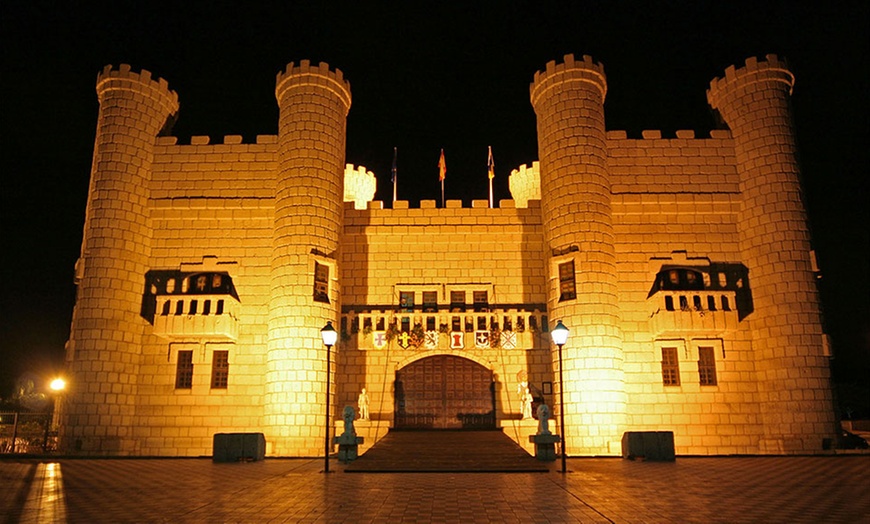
[1,1,868,397]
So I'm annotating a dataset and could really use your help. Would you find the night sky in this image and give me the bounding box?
[1,1,867,398]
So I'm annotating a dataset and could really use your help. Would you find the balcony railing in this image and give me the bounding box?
[340,308,549,351]
[647,290,739,337]
[152,295,240,341]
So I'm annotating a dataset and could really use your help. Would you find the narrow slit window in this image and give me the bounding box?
[707,296,717,311]
[314,262,329,303]
[665,296,675,311]
[558,261,577,301]
[203,300,211,315]
[175,300,184,316]
[189,300,198,315]
[175,350,193,389]
[216,299,224,315]
[661,347,680,386]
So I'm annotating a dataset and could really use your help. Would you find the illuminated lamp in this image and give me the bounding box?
[550,320,569,473]
[320,321,337,473]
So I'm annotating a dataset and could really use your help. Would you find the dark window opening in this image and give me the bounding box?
[693,296,702,310]
[426,316,436,331]
[503,316,512,331]
[175,300,184,316]
[559,261,577,301]
[465,317,473,333]
[473,291,488,312]
[401,317,410,332]
[161,301,171,316]
[400,291,414,312]
[452,316,461,331]
[314,262,329,303]
[477,317,487,331]
[665,296,675,311]
[450,291,465,312]
[211,350,229,389]
[721,296,731,311]
[698,347,718,386]
[661,347,680,386]
[203,300,211,315]
[529,316,538,332]
[542,315,549,332]
[216,299,224,315]
[679,296,689,311]
[189,300,198,315]
[175,350,193,389]
[707,296,717,311]
[516,316,525,332]
[422,291,438,312]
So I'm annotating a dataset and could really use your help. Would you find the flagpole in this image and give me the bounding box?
[438,148,446,208]
[487,146,495,208]
[392,147,397,207]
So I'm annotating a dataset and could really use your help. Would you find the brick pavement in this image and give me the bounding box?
[2,455,869,523]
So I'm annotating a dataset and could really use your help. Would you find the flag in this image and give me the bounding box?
[391,147,397,184]
[438,149,446,182]
[487,146,494,180]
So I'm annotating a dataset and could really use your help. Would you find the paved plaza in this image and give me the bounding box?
[2,454,869,523]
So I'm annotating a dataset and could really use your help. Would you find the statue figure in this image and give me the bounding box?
[342,405,356,437]
[537,404,551,435]
[358,387,370,420]
[521,386,533,420]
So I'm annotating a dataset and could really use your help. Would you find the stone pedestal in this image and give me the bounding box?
[333,434,364,463]
[529,434,560,461]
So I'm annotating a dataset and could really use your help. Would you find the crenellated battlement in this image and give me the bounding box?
[344,164,377,209]
[707,54,794,110]
[508,161,540,207]
[275,59,351,111]
[530,54,607,106]
[96,64,179,115]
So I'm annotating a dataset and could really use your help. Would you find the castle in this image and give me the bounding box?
[60,54,836,457]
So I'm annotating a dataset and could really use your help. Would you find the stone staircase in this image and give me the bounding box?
[344,429,550,473]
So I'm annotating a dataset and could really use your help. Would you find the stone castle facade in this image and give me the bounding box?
[60,54,836,457]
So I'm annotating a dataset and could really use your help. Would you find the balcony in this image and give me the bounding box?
[647,290,739,337]
[340,308,549,351]
[152,295,240,341]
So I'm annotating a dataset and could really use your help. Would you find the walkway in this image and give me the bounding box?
[2,455,868,523]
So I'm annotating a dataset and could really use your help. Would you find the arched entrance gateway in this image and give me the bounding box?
[395,355,495,430]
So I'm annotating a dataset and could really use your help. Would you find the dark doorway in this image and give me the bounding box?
[395,355,495,429]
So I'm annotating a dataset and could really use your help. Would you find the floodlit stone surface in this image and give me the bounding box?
[60,56,835,458]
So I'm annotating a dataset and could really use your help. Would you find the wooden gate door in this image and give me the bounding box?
[395,355,495,429]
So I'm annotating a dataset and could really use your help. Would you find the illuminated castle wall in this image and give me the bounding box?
[61,55,836,457]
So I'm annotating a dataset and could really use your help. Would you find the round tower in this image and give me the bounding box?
[530,55,625,455]
[267,61,351,456]
[63,65,178,454]
[707,55,836,453]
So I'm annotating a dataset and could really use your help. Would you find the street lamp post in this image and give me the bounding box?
[45,377,66,453]
[320,321,338,473]
[550,320,569,474]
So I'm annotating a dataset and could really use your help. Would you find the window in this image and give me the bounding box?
[314,262,329,303]
[559,261,577,301]
[473,291,488,312]
[399,291,415,311]
[216,299,224,315]
[422,291,438,312]
[698,346,717,386]
[196,275,207,291]
[707,296,717,311]
[161,301,171,316]
[189,300,198,315]
[450,291,465,312]
[661,347,681,386]
[203,300,211,315]
[176,350,193,389]
[211,350,229,389]
[175,300,184,315]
